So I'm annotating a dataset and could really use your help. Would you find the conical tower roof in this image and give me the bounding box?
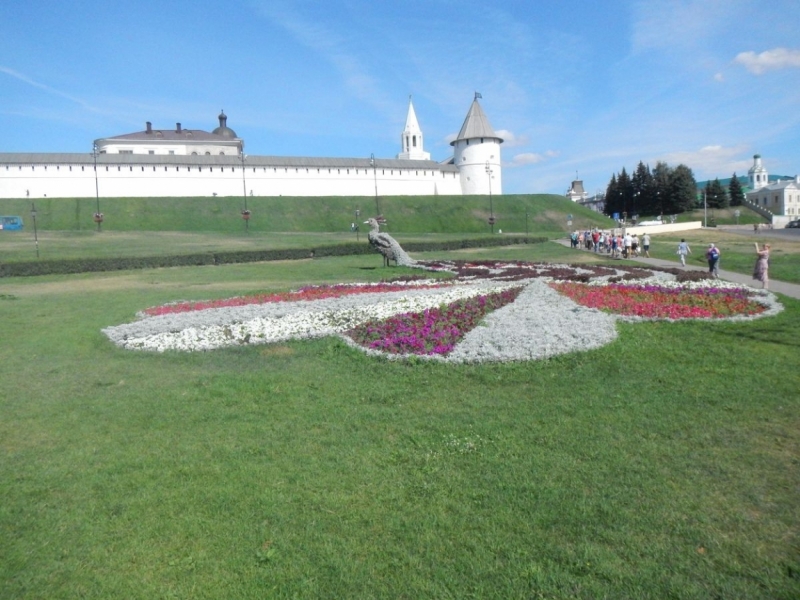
[450,95,503,145]
[403,98,422,134]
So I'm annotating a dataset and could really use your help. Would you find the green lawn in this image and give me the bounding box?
[1,243,798,599]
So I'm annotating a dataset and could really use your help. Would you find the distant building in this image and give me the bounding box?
[566,179,588,202]
[745,154,800,218]
[0,95,503,199]
[94,111,242,157]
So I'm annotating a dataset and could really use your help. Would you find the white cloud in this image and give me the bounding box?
[0,65,97,111]
[656,144,750,177]
[713,72,724,82]
[495,129,529,147]
[508,150,558,167]
[251,4,393,114]
[734,48,800,74]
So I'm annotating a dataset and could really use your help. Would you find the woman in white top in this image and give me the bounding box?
[677,239,691,266]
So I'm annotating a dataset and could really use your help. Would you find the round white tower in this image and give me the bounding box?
[397,96,430,160]
[748,154,768,190]
[450,94,503,195]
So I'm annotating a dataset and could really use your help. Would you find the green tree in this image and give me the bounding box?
[705,178,729,209]
[604,173,622,218]
[617,167,633,219]
[728,173,745,206]
[631,161,655,217]
[652,161,672,217]
[667,164,697,213]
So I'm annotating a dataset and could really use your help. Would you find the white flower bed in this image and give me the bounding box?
[102,262,784,362]
[103,280,520,353]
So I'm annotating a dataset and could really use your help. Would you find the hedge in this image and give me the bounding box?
[0,236,548,278]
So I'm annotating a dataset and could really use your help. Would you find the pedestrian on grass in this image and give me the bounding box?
[706,243,721,278]
[641,233,651,257]
[677,239,691,266]
[753,243,770,289]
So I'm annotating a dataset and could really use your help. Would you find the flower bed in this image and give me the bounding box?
[142,279,454,317]
[549,281,768,320]
[103,261,783,362]
[346,287,522,356]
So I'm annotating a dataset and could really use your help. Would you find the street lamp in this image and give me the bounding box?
[370,153,380,217]
[92,143,103,231]
[30,202,39,258]
[240,153,250,232]
[485,161,495,233]
[704,188,707,228]
[354,207,361,241]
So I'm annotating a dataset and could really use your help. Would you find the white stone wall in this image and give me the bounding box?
[0,161,463,198]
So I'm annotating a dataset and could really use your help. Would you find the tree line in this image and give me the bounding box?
[604,161,746,219]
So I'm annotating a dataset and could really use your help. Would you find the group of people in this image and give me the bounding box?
[570,229,651,259]
[676,239,770,288]
[571,229,771,289]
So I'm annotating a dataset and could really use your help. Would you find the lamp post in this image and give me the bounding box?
[92,143,102,231]
[30,202,39,258]
[525,210,529,236]
[240,153,250,232]
[485,161,495,233]
[354,208,361,241]
[370,153,380,217]
[704,188,707,228]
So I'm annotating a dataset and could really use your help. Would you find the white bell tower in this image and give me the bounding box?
[748,154,768,190]
[397,96,430,160]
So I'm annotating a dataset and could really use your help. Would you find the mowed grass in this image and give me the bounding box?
[1,244,799,599]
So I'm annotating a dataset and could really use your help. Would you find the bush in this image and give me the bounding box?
[0,237,548,278]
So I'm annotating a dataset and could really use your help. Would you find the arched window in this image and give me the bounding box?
[413,135,417,147]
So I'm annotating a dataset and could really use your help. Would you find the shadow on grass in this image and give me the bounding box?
[711,323,800,349]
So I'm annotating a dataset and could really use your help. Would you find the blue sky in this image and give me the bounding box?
[1,0,799,194]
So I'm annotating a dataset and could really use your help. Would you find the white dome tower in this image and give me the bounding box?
[748,154,768,190]
[397,96,430,160]
[451,93,503,195]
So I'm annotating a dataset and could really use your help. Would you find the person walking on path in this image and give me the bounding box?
[753,243,770,289]
[706,243,721,278]
[677,239,691,266]
[641,233,651,258]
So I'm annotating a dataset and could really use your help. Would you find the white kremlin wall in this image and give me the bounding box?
[0,156,463,198]
[0,96,499,199]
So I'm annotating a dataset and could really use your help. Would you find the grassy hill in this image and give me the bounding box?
[1,194,614,235]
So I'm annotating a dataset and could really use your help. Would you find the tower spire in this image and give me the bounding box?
[397,96,430,160]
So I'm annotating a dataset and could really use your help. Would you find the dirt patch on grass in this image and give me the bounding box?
[535,210,566,223]
[1,273,270,298]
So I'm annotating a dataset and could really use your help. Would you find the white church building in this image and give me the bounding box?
[0,95,503,199]
[745,154,800,222]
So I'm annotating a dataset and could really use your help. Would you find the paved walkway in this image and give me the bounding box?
[553,239,800,300]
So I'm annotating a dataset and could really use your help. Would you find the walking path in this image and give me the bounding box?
[553,239,800,300]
